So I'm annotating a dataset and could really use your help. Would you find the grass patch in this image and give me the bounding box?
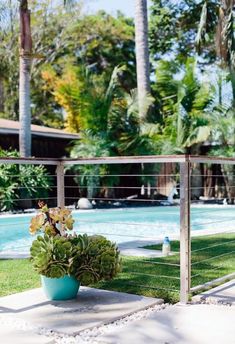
[0,259,40,297]
[1,233,234,303]
[143,233,235,286]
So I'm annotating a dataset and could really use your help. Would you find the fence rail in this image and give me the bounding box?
[0,155,235,303]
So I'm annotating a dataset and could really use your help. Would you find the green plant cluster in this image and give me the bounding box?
[30,235,74,278]
[71,234,121,284]
[29,203,121,284]
[0,149,51,211]
[30,233,121,284]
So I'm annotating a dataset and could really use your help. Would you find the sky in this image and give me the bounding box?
[85,0,152,17]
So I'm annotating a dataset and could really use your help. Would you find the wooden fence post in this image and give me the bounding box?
[56,162,65,208]
[180,160,191,304]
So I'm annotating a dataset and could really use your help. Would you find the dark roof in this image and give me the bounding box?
[0,119,79,140]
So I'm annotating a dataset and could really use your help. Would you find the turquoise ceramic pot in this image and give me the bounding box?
[41,275,80,301]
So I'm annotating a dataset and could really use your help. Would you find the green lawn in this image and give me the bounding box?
[0,233,234,303]
[0,259,40,296]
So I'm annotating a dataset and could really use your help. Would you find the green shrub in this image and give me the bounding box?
[0,149,51,211]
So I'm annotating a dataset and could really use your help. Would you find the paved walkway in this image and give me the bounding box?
[192,279,235,305]
[1,280,235,343]
[98,303,235,344]
[0,287,162,343]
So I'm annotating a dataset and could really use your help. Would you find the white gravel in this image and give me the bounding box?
[0,303,169,344]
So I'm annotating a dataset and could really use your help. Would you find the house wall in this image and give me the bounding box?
[0,133,74,158]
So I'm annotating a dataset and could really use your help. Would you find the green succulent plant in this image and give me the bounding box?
[30,233,121,284]
[71,234,121,284]
[29,204,121,283]
[30,234,74,278]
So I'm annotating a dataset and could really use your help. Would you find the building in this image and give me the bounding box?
[0,119,79,157]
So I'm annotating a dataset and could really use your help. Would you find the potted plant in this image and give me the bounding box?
[29,202,121,300]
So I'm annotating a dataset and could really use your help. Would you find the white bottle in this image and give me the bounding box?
[162,236,171,256]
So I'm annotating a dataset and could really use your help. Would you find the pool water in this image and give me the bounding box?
[0,206,234,254]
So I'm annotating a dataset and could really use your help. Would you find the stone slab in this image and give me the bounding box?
[0,322,54,344]
[0,287,163,335]
[98,303,235,344]
[192,279,235,305]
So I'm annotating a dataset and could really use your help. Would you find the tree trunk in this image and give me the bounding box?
[19,0,32,157]
[135,0,151,119]
[217,1,235,107]
[0,77,4,113]
[19,55,31,156]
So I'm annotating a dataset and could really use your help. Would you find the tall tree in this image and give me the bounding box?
[19,0,32,157]
[150,0,218,64]
[135,0,151,119]
[196,1,235,105]
[217,0,235,104]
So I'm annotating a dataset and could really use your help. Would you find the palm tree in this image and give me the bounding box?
[216,0,235,104]
[19,0,32,157]
[18,0,74,157]
[134,0,151,120]
[196,1,235,105]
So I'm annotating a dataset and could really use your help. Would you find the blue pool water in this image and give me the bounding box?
[0,206,234,254]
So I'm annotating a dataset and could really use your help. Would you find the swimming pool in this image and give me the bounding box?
[0,206,234,254]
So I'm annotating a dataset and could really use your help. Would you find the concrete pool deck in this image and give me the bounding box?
[98,303,235,344]
[99,280,235,344]
[192,279,235,305]
[0,287,162,336]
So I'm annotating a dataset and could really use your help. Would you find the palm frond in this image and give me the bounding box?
[195,1,208,54]
[184,125,211,147]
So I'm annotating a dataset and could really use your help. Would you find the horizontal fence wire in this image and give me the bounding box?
[65,185,180,190]
[191,218,235,228]
[1,174,57,177]
[0,244,31,251]
[65,197,179,202]
[78,230,163,240]
[127,271,180,280]
[76,219,170,227]
[64,174,179,177]
[124,282,179,292]
[64,185,235,190]
[191,265,223,279]
[191,174,235,177]
[191,250,235,266]
[0,221,30,227]
[139,260,180,267]
[10,186,58,190]
[196,228,235,236]
[0,197,57,202]
[191,239,235,253]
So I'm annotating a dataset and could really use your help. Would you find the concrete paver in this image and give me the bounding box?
[0,322,54,344]
[192,279,235,305]
[1,279,235,343]
[98,303,235,344]
[0,287,162,335]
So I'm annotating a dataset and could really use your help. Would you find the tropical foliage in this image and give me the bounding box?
[152,58,215,154]
[0,149,51,211]
[0,1,234,193]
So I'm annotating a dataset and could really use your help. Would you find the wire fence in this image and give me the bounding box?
[0,155,234,303]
